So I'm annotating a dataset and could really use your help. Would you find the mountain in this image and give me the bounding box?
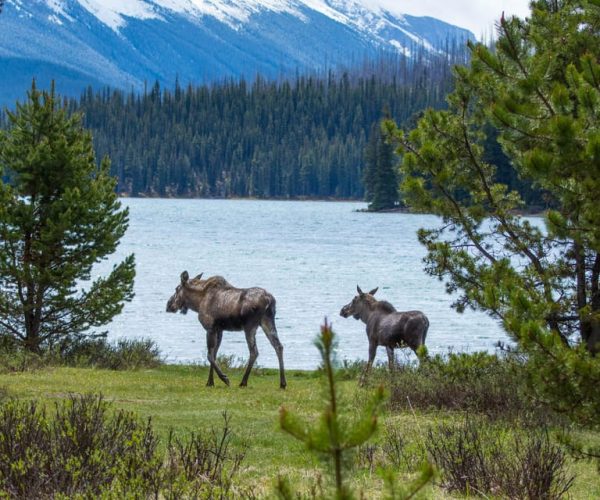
[0,0,473,106]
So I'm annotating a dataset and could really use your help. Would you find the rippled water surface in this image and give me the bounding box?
[102,199,507,369]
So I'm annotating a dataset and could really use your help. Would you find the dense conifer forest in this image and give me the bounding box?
[1,41,539,204]
[70,45,470,199]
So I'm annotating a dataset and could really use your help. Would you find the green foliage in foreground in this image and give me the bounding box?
[279,322,434,499]
[0,358,598,498]
[0,81,135,354]
[0,394,244,498]
[388,0,600,430]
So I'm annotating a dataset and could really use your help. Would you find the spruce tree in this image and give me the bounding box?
[372,127,399,211]
[0,82,135,353]
[363,125,378,203]
[388,0,600,427]
[365,123,399,211]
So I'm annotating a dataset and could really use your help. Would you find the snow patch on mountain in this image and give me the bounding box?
[45,0,72,20]
[75,0,160,31]
[0,0,474,107]
[54,0,305,31]
[38,0,410,36]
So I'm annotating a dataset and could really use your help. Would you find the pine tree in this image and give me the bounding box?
[388,0,600,427]
[279,321,384,498]
[0,82,135,352]
[277,320,433,498]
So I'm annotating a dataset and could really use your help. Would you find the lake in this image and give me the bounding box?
[100,198,507,369]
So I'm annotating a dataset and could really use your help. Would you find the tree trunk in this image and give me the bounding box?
[588,253,600,355]
[24,329,41,354]
[587,321,600,355]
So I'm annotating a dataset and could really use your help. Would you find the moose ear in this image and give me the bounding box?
[369,287,378,296]
[357,285,364,296]
[181,271,189,284]
[194,273,204,280]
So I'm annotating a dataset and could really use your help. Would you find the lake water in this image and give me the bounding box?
[100,198,508,369]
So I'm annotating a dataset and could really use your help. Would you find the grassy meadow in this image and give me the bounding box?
[1,363,598,498]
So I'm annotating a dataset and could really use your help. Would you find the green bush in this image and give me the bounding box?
[0,394,245,498]
[0,336,163,372]
[60,337,163,370]
[389,351,544,421]
[0,335,55,373]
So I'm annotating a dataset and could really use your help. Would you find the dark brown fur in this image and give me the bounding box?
[167,271,286,388]
[340,285,429,380]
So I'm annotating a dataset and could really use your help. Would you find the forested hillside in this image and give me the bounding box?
[73,47,468,199]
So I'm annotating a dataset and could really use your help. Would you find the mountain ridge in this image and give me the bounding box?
[0,0,474,106]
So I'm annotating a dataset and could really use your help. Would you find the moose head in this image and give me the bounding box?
[339,285,379,320]
[166,271,204,314]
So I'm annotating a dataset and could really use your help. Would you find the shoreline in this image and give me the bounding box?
[119,193,365,203]
[117,193,547,217]
[118,195,548,216]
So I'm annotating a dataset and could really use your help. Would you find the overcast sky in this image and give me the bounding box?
[370,0,532,38]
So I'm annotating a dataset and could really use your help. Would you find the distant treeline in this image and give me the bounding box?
[70,45,469,199]
[0,42,541,204]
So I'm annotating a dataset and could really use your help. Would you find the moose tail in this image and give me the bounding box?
[265,294,277,319]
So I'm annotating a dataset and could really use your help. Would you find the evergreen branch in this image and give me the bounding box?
[490,107,551,140]
[455,103,552,288]
[499,14,556,117]
[401,137,498,265]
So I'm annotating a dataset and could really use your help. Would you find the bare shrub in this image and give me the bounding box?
[427,417,574,499]
[499,432,575,499]
[163,412,246,499]
[0,399,51,497]
[382,423,427,472]
[356,444,378,474]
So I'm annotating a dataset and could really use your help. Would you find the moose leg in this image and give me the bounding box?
[262,319,287,389]
[360,342,377,386]
[207,330,223,387]
[240,327,259,387]
[206,329,230,387]
[386,346,396,372]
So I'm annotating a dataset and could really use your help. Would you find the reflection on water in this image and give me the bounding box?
[98,199,507,369]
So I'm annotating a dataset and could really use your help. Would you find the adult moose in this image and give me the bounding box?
[167,271,286,389]
[340,286,429,381]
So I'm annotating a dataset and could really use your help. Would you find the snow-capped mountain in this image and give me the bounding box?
[0,0,473,106]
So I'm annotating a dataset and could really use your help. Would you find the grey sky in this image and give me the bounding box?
[369,0,532,38]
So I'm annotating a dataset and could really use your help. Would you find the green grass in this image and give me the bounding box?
[0,365,598,498]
